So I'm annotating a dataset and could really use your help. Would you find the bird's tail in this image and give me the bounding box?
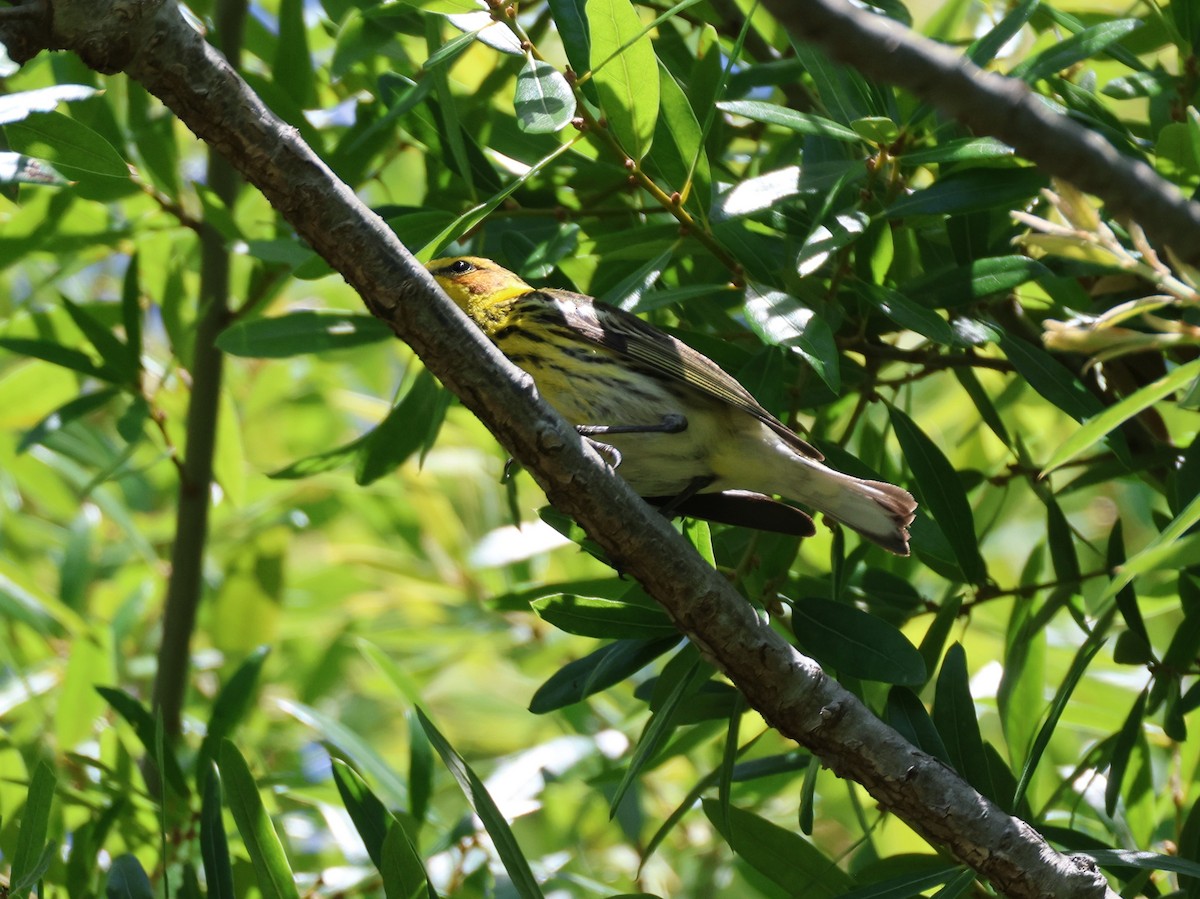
[782,463,917,555]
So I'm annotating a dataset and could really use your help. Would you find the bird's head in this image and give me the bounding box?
[426,257,532,324]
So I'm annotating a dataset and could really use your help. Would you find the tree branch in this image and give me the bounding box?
[757,0,1200,264]
[0,3,1116,896]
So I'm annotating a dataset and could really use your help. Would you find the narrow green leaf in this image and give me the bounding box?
[1014,19,1142,82]
[1012,638,1105,806]
[1102,492,1200,601]
[416,708,546,898]
[587,0,659,160]
[854,282,957,345]
[0,337,109,379]
[216,310,393,358]
[899,137,1013,166]
[514,56,575,134]
[277,698,409,808]
[196,646,270,790]
[792,595,926,685]
[0,152,71,186]
[997,332,1104,423]
[886,687,951,764]
[610,651,709,815]
[885,168,1046,218]
[1106,690,1147,816]
[529,636,677,712]
[381,821,433,899]
[905,256,1052,309]
[933,644,992,797]
[408,709,433,826]
[4,111,132,200]
[200,764,235,899]
[531,594,674,638]
[703,800,854,898]
[716,100,862,142]
[10,760,56,899]
[104,855,155,899]
[1042,358,1200,474]
[546,0,592,91]
[18,388,119,453]
[1044,495,1081,587]
[356,369,449,485]
[953,367,1010,447]
[652,63,710,214]
[890,408,986,584]
[744,284,840,392]
[96,686,191,797]
[218,740,301,899]
[966,0,1038,66]
[332,760,393,868]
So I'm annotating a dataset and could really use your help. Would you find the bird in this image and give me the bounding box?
[427,256,917,555]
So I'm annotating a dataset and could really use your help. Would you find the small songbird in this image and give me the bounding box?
[427,256,917,555]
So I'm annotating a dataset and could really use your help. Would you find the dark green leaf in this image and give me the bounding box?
[416,708,546,899]
[104,855,155,899]
[200,764,235,899]
[792,595,926,685]
[529,636,678,712]
[0,337,109,379]
[717,100,862,142]
[1014,19,1142,82]
[933,645,992,798]
[1105,690,1147,816]
[531,594,674,638]
[216,310,393,358]
[96,686,190,797]
[18,388,119,453]
[890,408,986,584]
[703,800,854,898]
[218,740,301,899]
[381,822,433,899]
[886,687,951,764]
[744,284,840,392]
[196,646,270,790]
[10,760,56,897]
[356,369,449,485]
[332,760,394,869]
[996,333,1104,423]
[886,168,1046,218]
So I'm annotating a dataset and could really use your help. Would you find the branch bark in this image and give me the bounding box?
[758,0,1200,264]
[0,2,1117,896]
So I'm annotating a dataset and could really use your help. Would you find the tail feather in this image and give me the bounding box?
[822,477,917,555]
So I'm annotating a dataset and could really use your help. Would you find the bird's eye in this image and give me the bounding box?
[446,259,474,275]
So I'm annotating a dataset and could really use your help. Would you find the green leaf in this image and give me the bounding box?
[104,855,155,899]
[514,56,576,133]
[744,284,840,392]
[899,137,1013,166]
[651,62,711,213]
[4,111,132,200]
[587,0,659,160]
[886,168,1046,218]
[196,646,270,791]
[332,760,394,869]
[905,256,1052,309]
[890,408,986,584]
[967,0,1039,66]
[703,800,854,898]
[218,741,301,899]
[854,282,957,345]
[0,337,110,380]
[792,595,926,685]
[547,0,592,91]
[216,310,393,357]
[416,708,546,898]
[381,821,433,899]
[716,100,862,142]
[1044,495,1081,587]
[531,594,674,638]
[278,698,410,807]
[529,636,678,712]
[1012,638,1105,807]
[356,368,450,485]
[200,764,236,899]
[997,332,1104,423]
[18,388,119,453]
[96,686,191,797]
[1042,358,1200,474]
[60,296,136,383]
[1014,19,1143,82]
[1101,491,1200,601]
[933,644,993,798]
[885,687,951,764]
[10,760,56,899]
[1105,690,1147,816]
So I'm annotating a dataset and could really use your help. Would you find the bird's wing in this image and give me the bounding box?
[539,289,824,461]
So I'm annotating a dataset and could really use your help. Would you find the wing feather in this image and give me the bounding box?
[536,288,824,461]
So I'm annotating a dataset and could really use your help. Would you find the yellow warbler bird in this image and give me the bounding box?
[428,256,917,555]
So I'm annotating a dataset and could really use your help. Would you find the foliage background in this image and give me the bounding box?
[1,0,1199,895]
